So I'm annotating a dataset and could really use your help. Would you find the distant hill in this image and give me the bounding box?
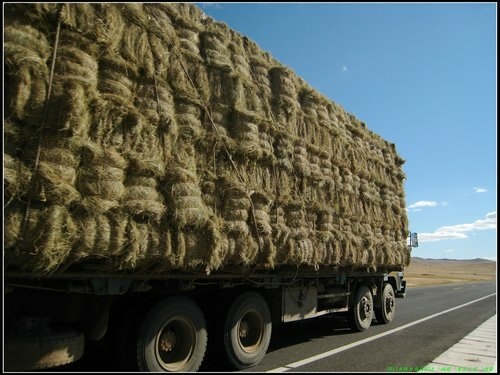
[410,257,496,264]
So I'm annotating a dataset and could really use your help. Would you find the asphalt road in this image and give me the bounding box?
[60,281,496,372]
[202,280,497,372]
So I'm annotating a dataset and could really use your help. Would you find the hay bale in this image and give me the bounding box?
[200,24,233,72]
[177,28,200,57]
[89,95,142,147]
[35,161,80,205]
[168,58,201,104]
[122,187,166,221]
[270,66,296,97]
[119,217,161,269]
[4,153,32,203]
[4,203,25,250]
[16,204,77,272]
[4,25,50,122]
[72,212,113,260]
[3,3,410,273]
[75,144,127,213]
[167,164,211,229]
[18,136,82,205]
[59,3,99,35]
[98,55,136,97]
[4,24,51,60]
[143,4,177,45]
[229,40,252,80]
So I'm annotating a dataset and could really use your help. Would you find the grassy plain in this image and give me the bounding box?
[404,257,496,287]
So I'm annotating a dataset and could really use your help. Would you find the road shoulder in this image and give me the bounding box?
[419,314,497,373]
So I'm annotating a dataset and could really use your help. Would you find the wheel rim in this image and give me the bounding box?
[237,309,264,354]
[155,315,196,372]
[359,295,372,321]
[385,293,395,315]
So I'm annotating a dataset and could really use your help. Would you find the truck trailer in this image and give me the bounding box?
[4,3,418,372]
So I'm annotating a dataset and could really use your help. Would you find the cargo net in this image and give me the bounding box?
[4,3,410,274]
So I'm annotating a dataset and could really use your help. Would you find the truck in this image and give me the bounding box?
[4,3,418,372]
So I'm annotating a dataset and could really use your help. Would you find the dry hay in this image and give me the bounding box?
[143,4,177,45]
[200,23,233,72]
[4,24,50,122]
[71,211,126,262]
[4,203,78,272]
[121,153,166,222]
[120,217,162,269]
[4,3,410,274]
[75,143,127,213]
[166,166,212,229]
[4,153,32,204]
[122,180,166,221]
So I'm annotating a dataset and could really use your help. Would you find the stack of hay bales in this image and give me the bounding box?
[4,3,410,274]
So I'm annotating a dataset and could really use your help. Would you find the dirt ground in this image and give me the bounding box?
[403,257,497,287]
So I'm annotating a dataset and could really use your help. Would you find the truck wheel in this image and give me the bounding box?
[4,330,84,371]
[223,292,272,369]
[375,283,395,324]
[137,296,207,372]
[349,285,373,332]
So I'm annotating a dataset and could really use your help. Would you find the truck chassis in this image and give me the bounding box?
[4,266,406,371]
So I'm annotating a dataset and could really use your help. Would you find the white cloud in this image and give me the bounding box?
[486,211,496,220]
[408,201,437,209]
[418,211,497,243]
[473,187,488,193]
[444,249,456,253]
[341,65,348,72]
[441,201,449,206]
[418,231,468,242]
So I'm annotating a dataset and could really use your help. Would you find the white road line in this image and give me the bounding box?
[267,293,496,372]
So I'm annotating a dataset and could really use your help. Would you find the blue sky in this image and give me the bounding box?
[198,2,497,261]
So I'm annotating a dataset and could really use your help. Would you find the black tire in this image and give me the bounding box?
[205,293,234,365]
[349,285,373,332]
[223,292,272,369]
[374,283,395,324]
[137,296,207,372]
[108,297,149,371]
[4,330,84,371]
